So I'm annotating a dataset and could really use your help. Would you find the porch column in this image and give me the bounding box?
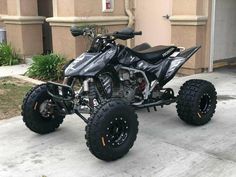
[2,0,45,57]
[0,0,7,27]
[47,0,85,59]
[170,0,211,75]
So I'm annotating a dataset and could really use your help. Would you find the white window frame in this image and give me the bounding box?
[102,0,114,13]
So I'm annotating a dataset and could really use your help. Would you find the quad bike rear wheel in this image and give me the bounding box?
[85,98,138,161]
[22,84,64,134]
[176,79,217,125]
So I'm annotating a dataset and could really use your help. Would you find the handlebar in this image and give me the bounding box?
[112,29,142,40]
[133,31,142,35]
[71,26,142,41]
[71,26,84,37]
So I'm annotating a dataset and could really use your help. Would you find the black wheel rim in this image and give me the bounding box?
[38,100,54,118]
[105,117,129,147]
[199,93,211,114]
[35,95,56,120]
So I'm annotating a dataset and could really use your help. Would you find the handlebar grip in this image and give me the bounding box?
[70,26,85,37]
[133,31,142,35]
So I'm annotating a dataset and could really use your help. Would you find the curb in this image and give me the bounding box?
[12,75,45,85]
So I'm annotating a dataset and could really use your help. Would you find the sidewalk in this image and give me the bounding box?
[0,64,29,78]
[0,68,236,177]
[0,63,44,85]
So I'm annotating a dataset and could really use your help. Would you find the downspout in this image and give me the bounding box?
[125,0,135,47]
[125,0,134,27]
[209,0,216,72]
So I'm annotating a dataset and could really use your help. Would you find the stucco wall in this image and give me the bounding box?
[0,0,7,27]
[20,0,38,16]
[214,0,236,60]
[74,0,126,16]
[56,0,125,17]
[49,0,130,59]
[0,0,7,15]
[135,0,172,46]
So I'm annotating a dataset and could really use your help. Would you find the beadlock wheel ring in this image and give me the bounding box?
[104,117,129,147]
[199,94,211,114]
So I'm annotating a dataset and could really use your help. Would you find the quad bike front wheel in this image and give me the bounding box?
[22,84,65,134]
[176,79,217,125]
[85,98,138,161]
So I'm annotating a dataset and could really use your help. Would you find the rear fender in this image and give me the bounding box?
[160,46,201,86]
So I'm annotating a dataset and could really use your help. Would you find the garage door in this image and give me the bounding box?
[214,0,236,61]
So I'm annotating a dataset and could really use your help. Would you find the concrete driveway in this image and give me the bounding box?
[0,68,236,177]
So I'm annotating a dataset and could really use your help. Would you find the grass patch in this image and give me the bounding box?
[0,43,22,66]
[0,77,34,120]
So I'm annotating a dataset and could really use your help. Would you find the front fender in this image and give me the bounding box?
[81,48,117,76]
[65,47,117,77]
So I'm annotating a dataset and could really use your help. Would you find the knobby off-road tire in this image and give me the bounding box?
[176,79,217,125]
[22,84,64,134]
[85,98,139,161]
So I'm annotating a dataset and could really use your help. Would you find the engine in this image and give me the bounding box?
[118,68,145,103]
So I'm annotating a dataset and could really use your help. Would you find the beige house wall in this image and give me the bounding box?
[2,0,44,57]
[134,0,212,75]
[170,0,211,75]
[6,0,37,16]
[0,0,7,27]
[47,0,131,59]
[56,0,76,16]
[7,0,18,16]
[55,0,126,17]
[134,0,172,46]
[5,23,43,56]
[21,24,43,56]
[51,26,85,58]
[173,0,198,15]
[20,0,38,16]
[74,0,126,16]
[0,0,215,75]
[0,0,7,15]
[51,25,126,59]
[5,24,23,50]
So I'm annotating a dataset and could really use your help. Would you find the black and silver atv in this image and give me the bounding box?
[22,27,217,161]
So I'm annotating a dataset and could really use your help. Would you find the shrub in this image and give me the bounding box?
[27,54,66,81]
[0,43,21,66]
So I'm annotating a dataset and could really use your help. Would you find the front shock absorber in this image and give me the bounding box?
[88,82,97,108]
[83,78,97,108]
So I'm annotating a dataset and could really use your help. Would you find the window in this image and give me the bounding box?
[102,0,114,12]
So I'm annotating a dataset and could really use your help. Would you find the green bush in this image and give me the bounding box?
[0,43,21,66]
[27,54,66,81]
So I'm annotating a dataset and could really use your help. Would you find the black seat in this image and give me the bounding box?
[132,43,151,52]
[131,45,178,64]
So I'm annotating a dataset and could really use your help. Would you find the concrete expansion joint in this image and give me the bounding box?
[162,140,236,165]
